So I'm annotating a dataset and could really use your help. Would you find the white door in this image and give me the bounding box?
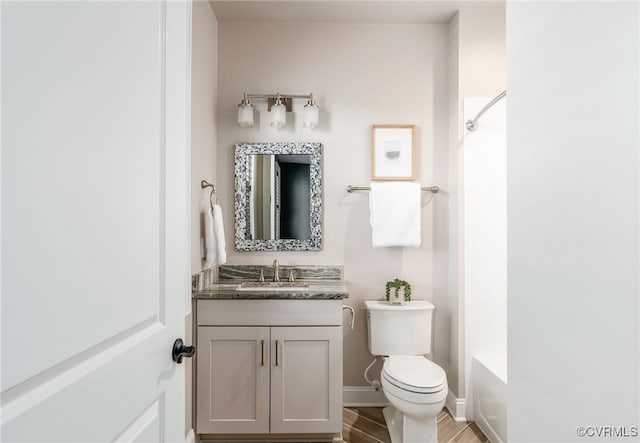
[1,1,191,442]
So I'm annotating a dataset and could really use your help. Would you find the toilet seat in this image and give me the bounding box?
[382,356,447,394]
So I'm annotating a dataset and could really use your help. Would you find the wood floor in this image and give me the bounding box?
[342,407,489,443]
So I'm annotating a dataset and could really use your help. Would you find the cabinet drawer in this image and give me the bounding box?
[196,299,342,326]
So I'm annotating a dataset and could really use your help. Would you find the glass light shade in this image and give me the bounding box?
[303,103,319,129]
[237,103,254,128]
[270,102,286,129]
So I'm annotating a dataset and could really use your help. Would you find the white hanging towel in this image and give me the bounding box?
[204,207,218,265]
[212,204,227,265]
[205,204,227,265]
[369,182,421,247]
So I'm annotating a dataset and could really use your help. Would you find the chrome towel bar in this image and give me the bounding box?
[346,185,439,194]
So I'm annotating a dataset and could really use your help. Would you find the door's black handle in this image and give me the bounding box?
[172,338,195,364]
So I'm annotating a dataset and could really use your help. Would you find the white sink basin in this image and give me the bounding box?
[237,282,310,292]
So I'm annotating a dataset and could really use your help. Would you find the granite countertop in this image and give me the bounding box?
[194,280,349,300]
[193,264,349,300]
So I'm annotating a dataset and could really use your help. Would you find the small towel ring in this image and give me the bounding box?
[201,180,218,209]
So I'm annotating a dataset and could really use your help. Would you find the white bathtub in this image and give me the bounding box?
[471,356,507,443]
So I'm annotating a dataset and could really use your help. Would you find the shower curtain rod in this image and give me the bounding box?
[465,90,507,131]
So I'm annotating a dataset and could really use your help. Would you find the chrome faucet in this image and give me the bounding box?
[272,259,280,282]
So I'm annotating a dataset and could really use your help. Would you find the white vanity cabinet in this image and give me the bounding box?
[195,299,343,438]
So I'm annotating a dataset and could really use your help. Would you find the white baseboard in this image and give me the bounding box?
[475,412,504,443]
[185,429,195,443]
[345,387,467,424]
[445,391,467,422]
[343,386,389,407]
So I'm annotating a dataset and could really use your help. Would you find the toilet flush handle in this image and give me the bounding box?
[343,305,355,331]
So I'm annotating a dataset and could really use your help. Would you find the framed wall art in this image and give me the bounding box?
[370,124,415,180]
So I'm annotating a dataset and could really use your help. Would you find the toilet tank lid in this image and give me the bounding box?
[365,300,434,311]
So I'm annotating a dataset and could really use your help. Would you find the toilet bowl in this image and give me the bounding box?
[365,300,448,443]
[380,355,448,443]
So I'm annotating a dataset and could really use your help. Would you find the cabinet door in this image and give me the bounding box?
[270,326,343,434]
[196,326,270,434]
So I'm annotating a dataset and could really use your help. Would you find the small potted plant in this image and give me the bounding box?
[385,278,411,305]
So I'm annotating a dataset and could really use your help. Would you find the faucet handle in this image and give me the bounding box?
[258,269,265,282]
[272,259,280,282]
[288,269,295,282]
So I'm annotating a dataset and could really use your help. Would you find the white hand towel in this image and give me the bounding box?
[204,207,218,265]
[369,182,421,247]
[212,204,227,265]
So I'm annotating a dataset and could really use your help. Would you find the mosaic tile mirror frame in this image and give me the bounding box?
[234,142,323,251]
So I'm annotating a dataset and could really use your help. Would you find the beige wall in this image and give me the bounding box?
[188,0,218,435]
[191,0,219,274]
[445,12,461,398]
[459,10,506,97]
[216,22,451,387]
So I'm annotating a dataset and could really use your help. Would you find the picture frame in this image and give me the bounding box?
[370,124,415,180]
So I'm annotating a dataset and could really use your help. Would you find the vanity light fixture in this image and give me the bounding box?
[236,92,319,129]
[237,92,254,128]
[303,94,319,129]
[270,93,286,129]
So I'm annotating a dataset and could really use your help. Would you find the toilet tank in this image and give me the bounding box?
[365,300,435,355]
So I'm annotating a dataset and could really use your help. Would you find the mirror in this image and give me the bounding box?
[234,142,322,251]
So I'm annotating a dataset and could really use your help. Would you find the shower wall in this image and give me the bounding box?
[463,97,507,441]
[464,97,507,376]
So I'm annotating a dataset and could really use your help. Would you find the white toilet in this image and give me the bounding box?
[365,300,448,443]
